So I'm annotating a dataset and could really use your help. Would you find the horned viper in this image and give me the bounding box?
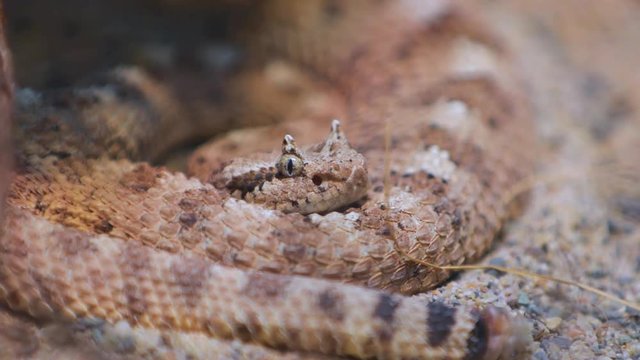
[1,1,537,359]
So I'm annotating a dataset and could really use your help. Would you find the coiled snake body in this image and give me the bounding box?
[2,1,535,359]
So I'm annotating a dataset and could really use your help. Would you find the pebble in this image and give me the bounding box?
[545,317,562,331]
[586,268,608,279]
[565,325,585,339]
[625,306,640,317]
[517,292,530,306]
[528,303,544,315]
[616,336,631,345]
[485,258,506,277]
[617,275,635,285]
[488,257,507,267]
[570,340,595,358]
[546,307,564,317]
[532,349,549,360]
[544,336,572,350]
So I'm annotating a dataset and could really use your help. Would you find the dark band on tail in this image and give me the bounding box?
[426,301,457,347]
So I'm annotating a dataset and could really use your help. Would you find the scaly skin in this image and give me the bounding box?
[2,1,535,359]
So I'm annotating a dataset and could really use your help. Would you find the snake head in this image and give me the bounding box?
[218,120,368,214]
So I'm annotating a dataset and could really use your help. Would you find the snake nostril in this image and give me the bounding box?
[312,175,323,186]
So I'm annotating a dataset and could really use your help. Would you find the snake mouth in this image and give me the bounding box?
[220,166,369,215]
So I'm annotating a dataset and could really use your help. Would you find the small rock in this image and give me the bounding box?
[607,218,634,235]
[565,325,585,339]
[489,257,506,266]
[570,340,596,358]
[586,268,608,279]
[486,257,507,277]
[625,305,640,317]
[528,303,544,315]
[545,317,562,331]
[542,340,565,359]
[517,292,530,306]
[617,275,635,285]
[546,336,572,350]
[532,349,549,360]
[617,335,631,345]
[604,309,626,322]
[546,307,564,317]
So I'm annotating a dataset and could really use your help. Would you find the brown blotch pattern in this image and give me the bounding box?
[242,272,291,303]
[51,229,94,256]
[233,323,254,342]
[94,218,113,234]
[177,198,199,211]
[120,245,152,319]
[426,301,457,347]
[464,311,489,360]
[373,293,400,324]
[178,212,198,228]
[170,256,210,309]
[317,288,345,321]
[120,164,159,192]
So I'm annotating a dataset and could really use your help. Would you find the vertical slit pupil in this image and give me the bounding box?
[287,158,294,175]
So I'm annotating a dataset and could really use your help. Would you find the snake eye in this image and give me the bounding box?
[277,154,304,177]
